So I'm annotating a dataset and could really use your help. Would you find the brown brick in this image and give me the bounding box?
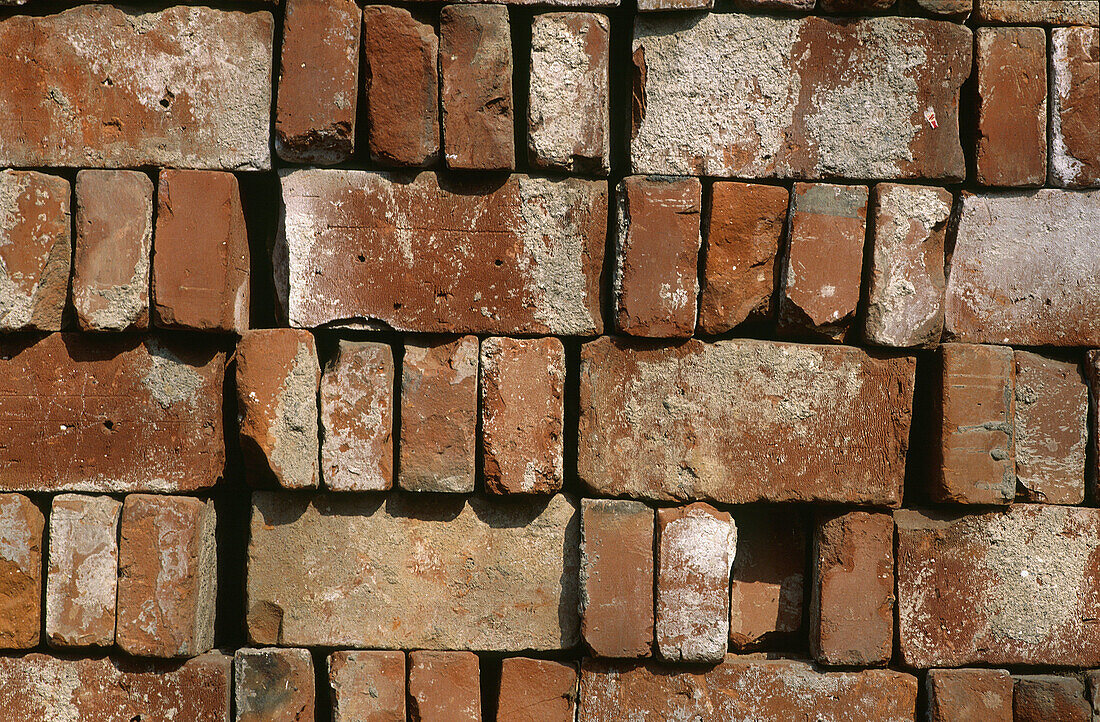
[977,28,1047,187]
[729,508,805,650]
[321,340,394,492]
[1089,350,1100,499]
[153,170,250,333]
[235,648,315,722]
[408,651,481,722]
[497,658,577,722]
[819,0,896,10]
[912,0,971,18]
[638,0,712,12]
[732,0,815,7]
[0,493,43,649]
[1051,27,1100,188]
[1013,675,1091,722]
[926,668,1013,722]
[329,650,406,722]
[976,0,1099,25]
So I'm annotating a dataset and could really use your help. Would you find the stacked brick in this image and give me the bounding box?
[0,0,1098,720]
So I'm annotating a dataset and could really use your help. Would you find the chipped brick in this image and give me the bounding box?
[0,494,43,649]
[408,651,480,722]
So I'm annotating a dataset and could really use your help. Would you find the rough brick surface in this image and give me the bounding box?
[729,508,805,650]
[235,648,315,722]
[820,0,896,10]
[1089,350,1100,498]
[638,0,712,13]
[0,493,43,649]
[329,651,406,722]
[1013,675,1091,722]
[321,340,394,491]
[913,0,971,17]
[408,651,480,722]
[926,669,1013,722]
[1051,28,1100,188]
[976,0,1100,25]
[497,658,577,722]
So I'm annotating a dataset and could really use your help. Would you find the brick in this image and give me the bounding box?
[931,343,1016,505]
[45,494,121,648]
[329,651,406,722]
[362,6,439,167]
[976,0,1099,25]
[0,334,226,492]
[408,651,480,722]
[864,183,952,348]
[116,494,217,658]
[0,653,232,722]
[656,503,734,663]
[277,170,606,334]
[579,338,915,505]
[729,508,805,650]
[819,0,896,10]
[896,505,1100,667]
[944,190,1100,346]
[237,329,321,490]
[0,494,43,649]
[275,0,360,164]
[320,340,394,491]
[631,15,971,179]
[0,5,272,170]
[811,511,893,666]
[779,183,868,341]
[441,5,514,170]
[1089,351,1100,499]
[247,492,579,650]
[580,499,654,658]
[400,336,478,493]
[480,337,565,495]
[638,0,712,12]
[1014,675,1091,722]
[153,170,250,333]
[732,0,815,8]
[73,170,153,331]
[1087,671,1100,720]
[1013,351,1088,504]
[497,658,577,722]
[579,658,918,721]
[1051,28,1100,188]
[912,0,971,18]
[926,669,1013,722]
[698,182,788,335]
[614,176,701,338]
[410,0,619,5]
[0,170,70,332]
[235,648,315,722]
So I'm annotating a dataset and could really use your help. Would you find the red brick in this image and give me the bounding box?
[926,668,1013,722]
[976,0,1099,25]
[235,648,315,722]
[329,650,406,722]
[408,651,480,722]
[1051,27,1100,188]
[497,658,577,722]
[0,494,43,649]
[614,176,701,338]
[977,28,1047,187]
[153,170,250,333]
[729,508,805,650]
[1013,675,1091,722]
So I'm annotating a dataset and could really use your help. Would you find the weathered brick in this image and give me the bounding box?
[819,0,896,10]
[237,329,321,490]
[896,505,1100,667]
[0,5,272,170]
[329,650,406,722]
[321,340,394,492]
[409,0,618,5]
[1013,675,1091,722]
[277,170,606,334]
[0,494,43,649]
[481,337,565,495]
[441,5,514,170]
[732,0,815,8]
[1089,350,1100,499]
[1051,28,1100,188]
[73,170,153,332]
[944,190,1100,346]
[864,183,952,348]
[0,170,70,332]
[153,170,250,333]
[0,334,226,493]
[912,0,971,18]
[976,0,1099,25]
[1087,671,1100,720]
[45,494,121,648]
[408,651,480,722]
[235,648,315,722]
[400,336,478,494]
[579,337,915,505]
[497,658,577,722]
[529,13,610,175]
[631,15,971,179]
[729,508,805,650]
[116,494,217,658]
[580,499,654,658]
[638,0,711,12]
[926,668,1013,722]
[614,176,701,338]
[247,492,579,650]
[275,0,360,164]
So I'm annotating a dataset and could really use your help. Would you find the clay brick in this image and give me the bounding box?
[0,653,232,722]
[247,492,579,650]
[329,650,406,722]
[1089,350,1100,499]
[153,170,250,333]
[638,0,712,12]
[976,0,1099,25]
[912,0,971,18]
[1051,28,1100,188]
[896,505,1100,667]
[1013,351,1088,504]
[0,5,272,170]
[116,494,217,658]
[631,15,971,180]
[579,338,915,505]
[864,183,952,348]
[480,337,565,495]
[73,170,153,332]
[580,499,654,658]
[237,329,321,490]
[1087,670,1100,720]
[732,0,815,8]
[529,13,610,175]
[926,668,1013,722]
[729,508,805,650]
[441,5,514,170]
[400,336,478,494]
[45,494,121,648]
[362,6,439,167]
[0,170,70,332]
[0,334,226,493]
[277,170,606,335]
[408,651,480,722]
[698,182,788,335]
[275,0,360,164]
[656,503,734,663]
[944,190,1100,346]
[811,511,893,667]
[614,176,702,338]
[497,658,577,722]
[235,647,315,722]
[1013,675,1091,722]
[0,494,43,649]
[819,0,896,10]
[320,340,394,492]
[779,183,868,341]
